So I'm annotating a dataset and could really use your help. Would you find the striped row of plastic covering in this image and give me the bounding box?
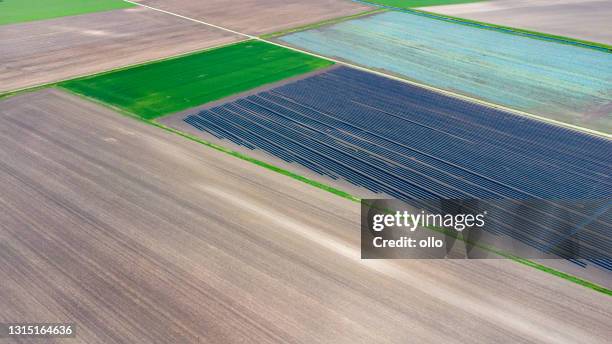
[184,66,611,269]
[278,10,612,132]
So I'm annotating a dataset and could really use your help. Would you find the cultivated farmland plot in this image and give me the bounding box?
[278,11,612,133]
[0,0,134,25]
[61,41,333,119]
[133,0,374,35]
[0,6,241,92]
[420,0,612,45]
[0,89,610,344]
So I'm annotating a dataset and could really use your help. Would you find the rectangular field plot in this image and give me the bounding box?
[181,67,612,271]
[0,89,358,343]
[61,41,333,119]
[420,0,612,45]
[136,0,373,35]
[279,11,612,133]
[0,0,134,25]
[0,7,241,92]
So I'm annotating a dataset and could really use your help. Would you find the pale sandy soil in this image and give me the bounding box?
[135,0,373,35]
[0,7,241,92]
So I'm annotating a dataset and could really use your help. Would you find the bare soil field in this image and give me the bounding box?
[420,0,612,44]
[134,0,373,35]
[0,89,610,343]
[0,7,241,93]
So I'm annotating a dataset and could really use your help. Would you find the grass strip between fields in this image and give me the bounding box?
[363,201,612,296]
[426,226,612,296]
[60,40,333,119]
[0,0,134,26]
[260,8,387,39]
[56,86,612,297]
[351,0,612,52]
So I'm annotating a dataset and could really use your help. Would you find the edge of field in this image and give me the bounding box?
[351,0,612,52]
[0,39,249,101]
[54,84,612,297]
[0,0,136,26]
[274,39,612,140]
[260,8,387,39]
[360,0,484,8]
[3,6,609,139]
[59,40,335,120]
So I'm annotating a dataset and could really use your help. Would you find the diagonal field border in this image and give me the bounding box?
[121,1,610,139]
[2,0,609,139]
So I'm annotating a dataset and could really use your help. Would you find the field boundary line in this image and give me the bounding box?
[0,0,136,26]
[260,8,386,39]
[122,0,611,139]
[122,0,258,39]
[55,85,361,203]
[351,0,612,52]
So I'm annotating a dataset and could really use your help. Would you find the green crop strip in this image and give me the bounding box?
[261,8,387,39]
[506,256,611,296]
[0,0,134,25]
[428,226,612,296]
[60,40,333,120]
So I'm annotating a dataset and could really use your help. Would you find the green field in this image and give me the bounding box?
[364,0,482,9]
[0,0,134,25]
[61,41,333,119]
